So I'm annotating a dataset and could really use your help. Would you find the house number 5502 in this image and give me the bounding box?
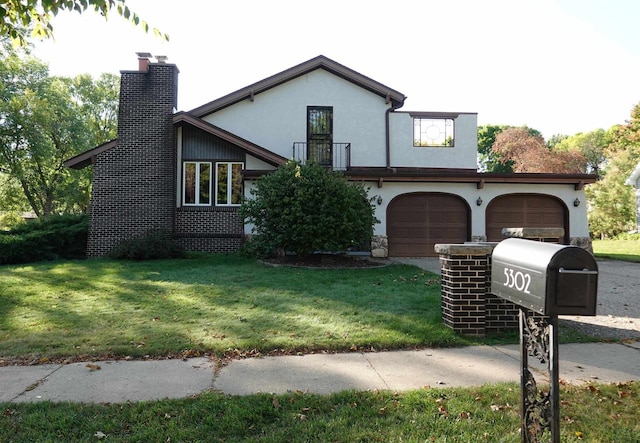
[503,268,531,293]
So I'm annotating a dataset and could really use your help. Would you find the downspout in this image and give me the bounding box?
[385,96,403,172]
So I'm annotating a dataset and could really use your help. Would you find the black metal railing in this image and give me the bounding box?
[292,142,351,171]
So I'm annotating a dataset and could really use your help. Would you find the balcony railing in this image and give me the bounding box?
[292,142,351,171]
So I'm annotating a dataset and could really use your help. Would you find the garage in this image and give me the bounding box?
[387,193,470,257]
[486,194,568,243]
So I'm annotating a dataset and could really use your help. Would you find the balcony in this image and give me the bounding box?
[292,142,351,171]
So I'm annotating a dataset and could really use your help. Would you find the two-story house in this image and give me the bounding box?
[65,55,596,258]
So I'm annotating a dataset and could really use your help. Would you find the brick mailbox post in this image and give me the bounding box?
[435,227,566,337]
[434,243,520,337]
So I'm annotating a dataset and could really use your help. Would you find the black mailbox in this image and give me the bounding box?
[491,238,598,316]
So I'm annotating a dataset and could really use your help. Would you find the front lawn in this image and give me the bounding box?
[0,255,472,363]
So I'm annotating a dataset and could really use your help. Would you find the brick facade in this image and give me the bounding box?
[174,207,243,252]
[87,63,179,257]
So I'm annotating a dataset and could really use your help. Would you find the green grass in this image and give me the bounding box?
[593,239,640,262]
[0,255,473,362]
[1,381,638,442]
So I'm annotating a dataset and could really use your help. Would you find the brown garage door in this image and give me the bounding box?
[387,193,469,257]
[486,194,568,243]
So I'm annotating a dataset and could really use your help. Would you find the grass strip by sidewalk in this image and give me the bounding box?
[592,239,640,263]
[0,255,479,363]
[1,381,637,442]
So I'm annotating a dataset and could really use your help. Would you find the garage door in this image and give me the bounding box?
[387,193,469,257]
[486,194,567,243]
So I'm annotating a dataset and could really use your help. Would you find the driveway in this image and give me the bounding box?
[391,257,640,340]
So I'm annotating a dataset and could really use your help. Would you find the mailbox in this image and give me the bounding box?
[491,238,598,316]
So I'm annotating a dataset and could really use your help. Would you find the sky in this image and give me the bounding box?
[30,0,640,140]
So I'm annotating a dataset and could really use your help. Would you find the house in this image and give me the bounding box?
[626,161,640,232]
[65,54,597,258]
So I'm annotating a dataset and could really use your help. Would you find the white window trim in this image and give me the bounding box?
[215,161,244,207]
[182,161,212,206]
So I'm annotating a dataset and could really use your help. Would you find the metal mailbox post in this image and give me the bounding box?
[491,238,598,443]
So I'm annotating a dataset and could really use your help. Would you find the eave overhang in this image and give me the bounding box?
[64,139,117,170]
[189,55,407,117]
[345,168,598,190]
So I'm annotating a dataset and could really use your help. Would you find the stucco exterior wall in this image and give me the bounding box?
[201,70,390,167]
[388,112,478,169]
[367,182,590,240]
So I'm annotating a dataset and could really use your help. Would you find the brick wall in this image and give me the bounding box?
[87,62,179,257]
[435,243,520,337]
[174,207,243,252]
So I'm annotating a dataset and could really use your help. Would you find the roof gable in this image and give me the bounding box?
[626,160,640,186]
[173,112,287,166]
[189,55,407,117]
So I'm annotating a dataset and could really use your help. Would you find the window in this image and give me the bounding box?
[413,118,454,147]
[216,162,243,206]
[183,161,211,206]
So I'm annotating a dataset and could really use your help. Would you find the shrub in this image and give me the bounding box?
[239,161,378,258]
[0,214,88,265]
[107,230,186,261]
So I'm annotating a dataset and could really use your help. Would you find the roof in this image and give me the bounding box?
[626,161,640,186]
[173,112,288,166]
[346,168,598,190]
[189,55,407,117]
[64,139,117,170]
[64,113,289,171]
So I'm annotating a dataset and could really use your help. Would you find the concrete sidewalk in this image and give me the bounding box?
[2,341,638,403]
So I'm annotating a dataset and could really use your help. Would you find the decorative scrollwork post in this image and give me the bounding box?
[519,309,560,443]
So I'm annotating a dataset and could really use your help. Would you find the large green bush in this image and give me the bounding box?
[240,161,378,257]
[107,230,186,261]
[0,214,88,265]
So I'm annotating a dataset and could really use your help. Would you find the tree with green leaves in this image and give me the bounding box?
[586,104,640,238]
[490,127,586,173]
[553,129,610,175]
[0,0,167,46]
[477,125,545,173]
[477,125,514,172]
[240,161,378,258]
[0,54,118,217]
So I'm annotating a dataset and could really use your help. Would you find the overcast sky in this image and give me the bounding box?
[31,0,640,139]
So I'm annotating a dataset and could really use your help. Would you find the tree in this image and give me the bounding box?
[240,161,378,258]
[0,0,167,46]
[0,54,118,217]
[586,103,640,238]
[477,125,545,173]
[491,127,586,173]
[477,125,514,172]
[553,129,610,175]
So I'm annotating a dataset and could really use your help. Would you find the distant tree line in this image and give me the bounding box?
[478,102,640,238]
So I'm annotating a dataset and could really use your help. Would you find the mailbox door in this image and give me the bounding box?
[548,247,599,316]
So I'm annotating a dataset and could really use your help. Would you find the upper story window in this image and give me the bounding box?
[413,118,455,147]
[216,162,243,206]
[183,161,211,206]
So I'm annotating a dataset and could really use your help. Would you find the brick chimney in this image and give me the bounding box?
[86,54,179,257]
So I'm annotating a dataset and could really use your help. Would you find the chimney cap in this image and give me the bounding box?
[155,55,169,63]
[136,52,152,59]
